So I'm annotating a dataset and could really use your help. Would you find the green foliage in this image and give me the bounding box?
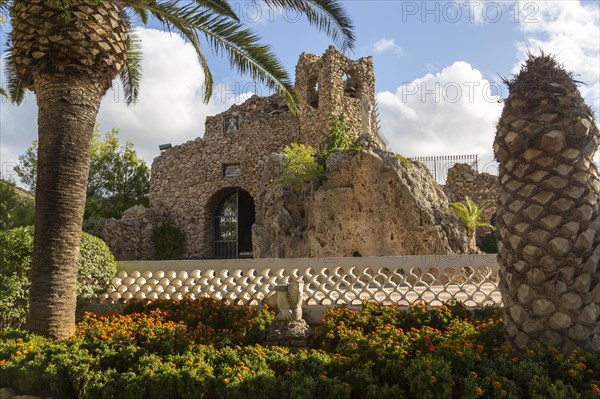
[449,196,494,231]
[13,142,37,192]
[0,179,34,231]
[152,222,186,260]
[1,301,598,398]
[395,154,412,168]
[86,127,150,220]
[14,126,151,221]
[320,114,361,161]
[278,143,324,192]
[0,227,116,330]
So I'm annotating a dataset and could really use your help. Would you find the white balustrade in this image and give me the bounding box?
[97,255,501,308]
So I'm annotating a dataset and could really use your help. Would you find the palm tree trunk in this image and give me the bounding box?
[28,75,104,338]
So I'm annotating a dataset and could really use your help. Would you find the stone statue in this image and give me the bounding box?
[266,278,304,321]
[264,278,312,350]
[361,93,373,136]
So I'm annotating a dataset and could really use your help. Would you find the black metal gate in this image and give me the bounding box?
[214,191,238,258]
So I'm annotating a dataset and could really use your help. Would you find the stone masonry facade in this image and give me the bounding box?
[102,47,383,259]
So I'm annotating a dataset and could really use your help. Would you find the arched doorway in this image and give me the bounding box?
[213,189,255,259]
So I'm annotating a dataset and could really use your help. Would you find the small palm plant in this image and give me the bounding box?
[449,196,494,253]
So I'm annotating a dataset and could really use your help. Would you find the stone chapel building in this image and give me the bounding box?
[116,47,385,259]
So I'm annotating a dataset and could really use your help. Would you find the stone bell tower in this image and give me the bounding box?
[294,46,382,149]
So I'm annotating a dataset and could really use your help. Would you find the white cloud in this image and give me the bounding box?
[0,27,244,178]
[372,38,403,55]
[514,0,600,114]
[97,27,240,164]
[376,61,503,171]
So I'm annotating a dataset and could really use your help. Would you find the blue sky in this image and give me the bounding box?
[1,1,599,181]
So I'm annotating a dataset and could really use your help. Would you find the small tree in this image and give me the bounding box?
[319,114,361,161]
[449,196,494,253]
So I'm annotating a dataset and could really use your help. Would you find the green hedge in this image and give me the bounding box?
[0,226,116,330]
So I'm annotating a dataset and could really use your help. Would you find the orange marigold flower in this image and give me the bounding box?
[568,369,577,377]
[475,387,483,396]
[430,376,437,383]
[223,378,229,384]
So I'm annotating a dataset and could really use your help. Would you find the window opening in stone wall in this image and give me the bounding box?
[307,77,319,108]
[213,189,255,259]
[223,163,241,177]
[343,71,360,98]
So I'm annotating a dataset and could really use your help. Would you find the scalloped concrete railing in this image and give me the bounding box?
[97,254,501,308]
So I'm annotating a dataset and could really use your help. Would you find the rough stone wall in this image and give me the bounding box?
[150,94,299,258]
[99,205,168,260]
[444,163,499,231]
[253,147,471,258]
[148,47,382,259]
[295,46,381,150]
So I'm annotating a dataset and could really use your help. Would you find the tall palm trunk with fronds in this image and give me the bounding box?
[5,0,354,338]
[494,54,600,353]
[11,0,128,337]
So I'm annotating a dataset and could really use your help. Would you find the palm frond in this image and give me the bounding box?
[129,6,150,25]
[140,0,297,111]
[192,0,239,20]
[120,30,143,105]
[3,40,27,105]
[260,0,355,52]
[450,196,495,230]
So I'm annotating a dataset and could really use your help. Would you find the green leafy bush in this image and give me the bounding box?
[0,180,34,231]
[0,301,599,398]
[278,143,324,192]
[319,114,361,161]
[0,226,116,330]
[152,221,186,260]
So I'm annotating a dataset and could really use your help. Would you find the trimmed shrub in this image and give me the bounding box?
[152,221,186,260]
[0,226,116,330]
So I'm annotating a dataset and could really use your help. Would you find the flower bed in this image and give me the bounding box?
[0,299,598,398]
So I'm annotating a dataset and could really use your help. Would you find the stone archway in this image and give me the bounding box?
[212,188,255,259]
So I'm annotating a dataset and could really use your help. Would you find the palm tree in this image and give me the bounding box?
[0,0,354,338]
[494,53,600,353]
[449,196,494,253]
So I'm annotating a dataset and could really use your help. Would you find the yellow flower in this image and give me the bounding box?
[430,376,437,383]
[223,378,230,384]
[15,351,22,356]
[475,387,483,396]
[568,369,577,377]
